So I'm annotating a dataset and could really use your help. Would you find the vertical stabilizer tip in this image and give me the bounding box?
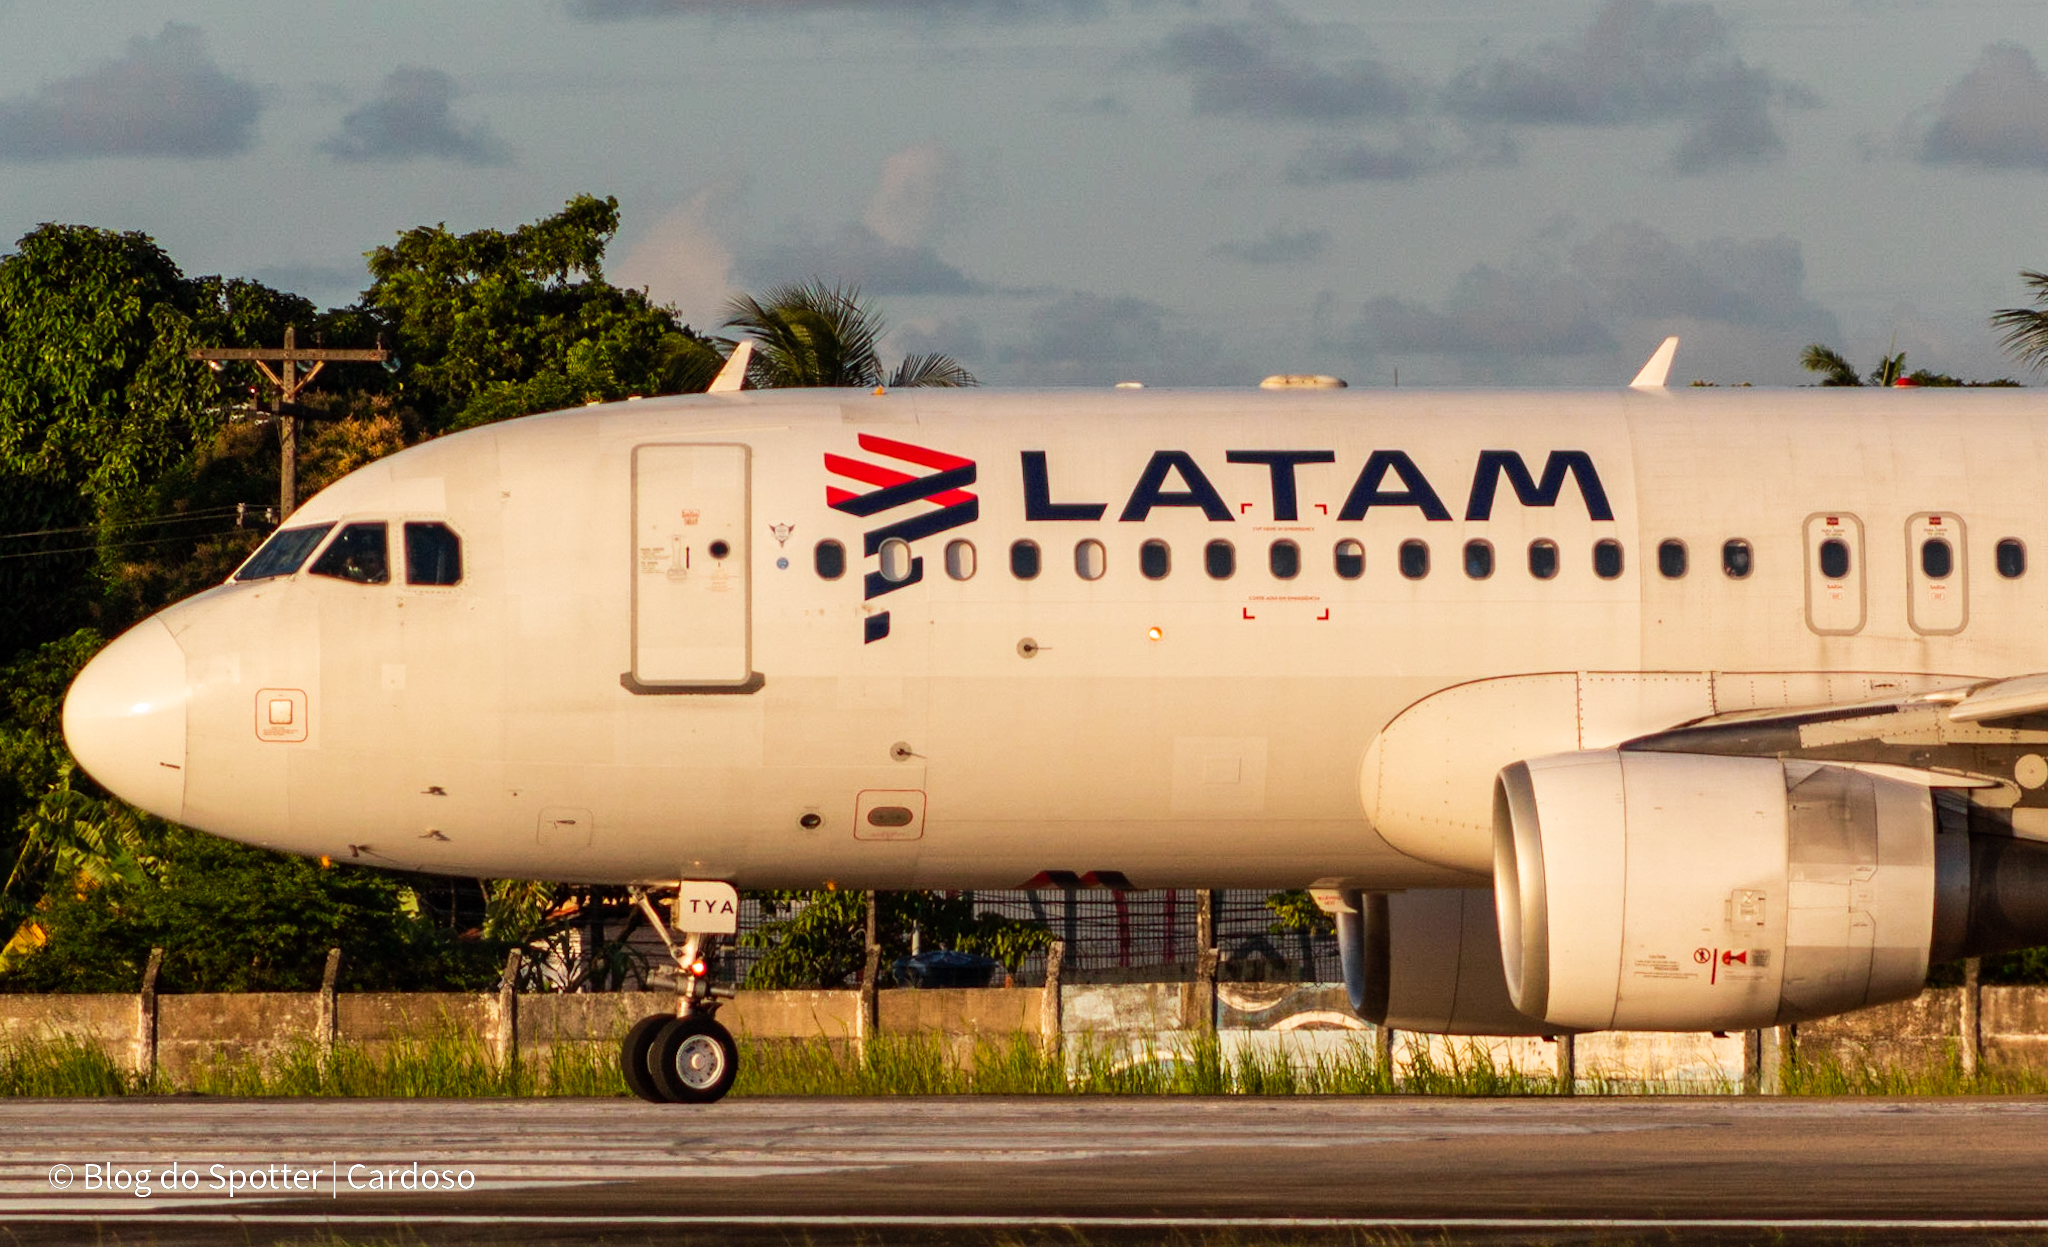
[1630,336,1680,389]
[708,340,753,393]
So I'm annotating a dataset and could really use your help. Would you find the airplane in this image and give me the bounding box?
[59,338,2048,1103]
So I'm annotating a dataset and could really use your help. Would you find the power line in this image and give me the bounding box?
[0,507,253,543]
[0,527,253,563]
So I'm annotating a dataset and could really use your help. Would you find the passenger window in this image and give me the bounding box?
[814,539,846,580]
[1205,540,1235,579]
[309,522,390,585]
[236,523,334,581]
[1723,539,1752,579]
[1333,539,1364,580]
[878,538,914,583]
[1269,540,1300,580]
[1593,539,1624,580]
[1075,539,1106,581]
[1527,539,1558,580]
[1010,540,1041,580]
[1140,539,1171,580]
[1818,538,1851,580]
[1463,540,1492,580]
[1998,539,2027,579]
[944,539,976,580]
[1657,539,1686,580]
[1922,538,1955,580]
[1399,539,1429,580]
[404,522,462,586]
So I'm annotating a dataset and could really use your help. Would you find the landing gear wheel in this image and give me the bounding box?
[621,1014,674,1104]
[651,1015,739,1104]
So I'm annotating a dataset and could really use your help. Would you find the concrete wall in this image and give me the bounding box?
[9,979,2048,1087]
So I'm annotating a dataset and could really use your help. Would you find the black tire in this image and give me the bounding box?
[651,1015,739,1104]
[621,1014,674,1104]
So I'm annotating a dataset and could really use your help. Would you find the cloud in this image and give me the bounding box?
[1443,0,1808,172]
[1352,220,1837,370]
[1361,267,1615,358]
[1211,226,1328,265]
[319,67,510,166]
[567,0,1103,20]
[1567,221,1832,329]
[1285,126,1515,183]
[1919,42,2048,172]
[742,223,980,296]
[0,24,259,160]
[1156,9,1413,122]
[862,143,965,248]
[616,184,744,329]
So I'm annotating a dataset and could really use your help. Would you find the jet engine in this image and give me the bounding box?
[1492,749,2048,1032]
[1331,888,1564,1035]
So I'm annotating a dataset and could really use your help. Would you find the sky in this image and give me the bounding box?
[1,1,2045,388]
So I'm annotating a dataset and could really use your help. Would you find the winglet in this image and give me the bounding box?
[708,340,752,393]
[1629,336,1679,389]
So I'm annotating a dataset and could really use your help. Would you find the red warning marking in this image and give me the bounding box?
[1240,502,1254,514]
[1314,503,1328,515]
[1316,608,1330,621]
[1242,607,1256,620]
[1930,515,1943,525]
[1721,949,1749,966]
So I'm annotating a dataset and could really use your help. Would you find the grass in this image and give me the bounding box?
[5,1025,2046,1099]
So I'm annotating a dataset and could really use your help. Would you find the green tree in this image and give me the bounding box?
[363,193,726,431]
[1800,341,2019,388]
[740,890,1049,989]
[1993,270,2048,374]
[0,226,229,655]
[725,281,977,389]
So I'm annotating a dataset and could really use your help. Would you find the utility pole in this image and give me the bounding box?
[191,326,391,519]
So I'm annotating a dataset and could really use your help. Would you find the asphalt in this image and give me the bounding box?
[3,1096,2046,1245]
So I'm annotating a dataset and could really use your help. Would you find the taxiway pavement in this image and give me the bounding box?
[2,1096,2043,1244]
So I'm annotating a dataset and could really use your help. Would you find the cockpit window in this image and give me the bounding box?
[309,522,390,585]
[235,523,334,581]
[404,522,463,586]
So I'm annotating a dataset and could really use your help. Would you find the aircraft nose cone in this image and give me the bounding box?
[62,619,188,822]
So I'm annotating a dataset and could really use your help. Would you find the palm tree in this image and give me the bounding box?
[1993,271,2048,373]
[1800,343,1863,386]
[1799,342,1908,386]
[722,281,976,389]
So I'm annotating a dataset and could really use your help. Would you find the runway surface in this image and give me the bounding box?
[4,1095,2047,1244]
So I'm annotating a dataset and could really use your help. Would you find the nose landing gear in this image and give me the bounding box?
[622,882,741,1105]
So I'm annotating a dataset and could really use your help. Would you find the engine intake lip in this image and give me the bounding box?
[1493,762,1548,1019]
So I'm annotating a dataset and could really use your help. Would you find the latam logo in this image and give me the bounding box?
[825,434,978,644]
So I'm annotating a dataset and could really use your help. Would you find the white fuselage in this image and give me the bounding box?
[62,386,2048,891]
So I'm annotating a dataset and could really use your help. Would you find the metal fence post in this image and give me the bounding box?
[1556,1033,1576,1095]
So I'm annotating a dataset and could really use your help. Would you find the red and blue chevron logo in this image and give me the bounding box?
[825,434,978,643]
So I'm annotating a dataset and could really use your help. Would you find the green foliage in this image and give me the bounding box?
[1993,269,2048,374]
[740,890,1051,989]
[0,820,508,993]
[363,193,725,430]
[1264,888,1334,936]
[0,225,219,513]
[725,281,977,389]
[1801,340,2021,387]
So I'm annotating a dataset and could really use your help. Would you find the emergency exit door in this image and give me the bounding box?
[632,444,751,687]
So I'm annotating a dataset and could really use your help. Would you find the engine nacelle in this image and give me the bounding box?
[1493,750,1949,1031]
[1333,888,1564,1036]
